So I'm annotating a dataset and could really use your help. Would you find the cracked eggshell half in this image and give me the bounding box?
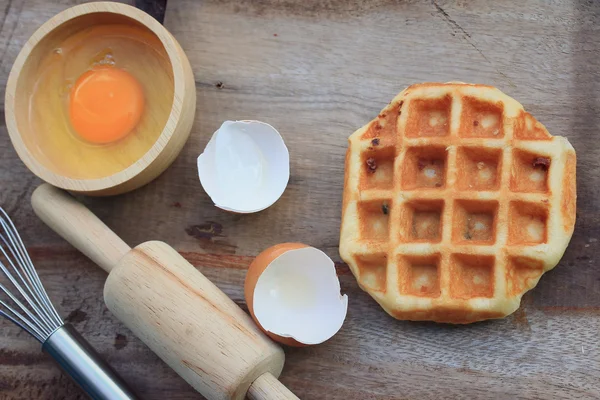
[197,120,290,213]
[244,243,348,347]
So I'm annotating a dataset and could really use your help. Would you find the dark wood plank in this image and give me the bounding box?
[1,0,599,399]
[134,0,166,24]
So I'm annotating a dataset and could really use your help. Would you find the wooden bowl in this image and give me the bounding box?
[4,2,196,196]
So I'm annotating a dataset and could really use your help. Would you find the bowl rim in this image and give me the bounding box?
[4,1,187,193]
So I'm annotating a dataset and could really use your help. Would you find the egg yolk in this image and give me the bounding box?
[69,67,144,144]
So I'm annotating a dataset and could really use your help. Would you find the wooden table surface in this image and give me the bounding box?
[1,0,599,399]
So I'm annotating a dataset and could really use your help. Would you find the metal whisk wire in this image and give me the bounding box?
[0,206,137,399]
[0,207,63,342]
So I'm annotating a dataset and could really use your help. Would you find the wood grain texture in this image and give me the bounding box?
[33,184,293,400]
[106,241,285,400]
[247,373,299,400]
[4,1,196,195]
[32,184,131,273]
[1,0,599,399]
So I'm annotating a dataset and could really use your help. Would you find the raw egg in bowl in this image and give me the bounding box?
[5,2,196,195]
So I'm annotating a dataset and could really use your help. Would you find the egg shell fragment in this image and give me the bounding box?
[197,120,290,213]
[245,243,348,346]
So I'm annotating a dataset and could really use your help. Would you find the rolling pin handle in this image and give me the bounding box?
[31,184,131,273]
[247,372,300,400]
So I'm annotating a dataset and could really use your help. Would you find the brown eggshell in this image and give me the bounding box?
[244,242,309,347]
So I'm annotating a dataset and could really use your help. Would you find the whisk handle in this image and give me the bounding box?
[43,324,139,400]
[32,184,131,273]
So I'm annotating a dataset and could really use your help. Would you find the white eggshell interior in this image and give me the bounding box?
[253,247,348,345]
[197,120,290,213]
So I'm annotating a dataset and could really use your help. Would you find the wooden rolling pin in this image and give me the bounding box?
[32,184,299,400]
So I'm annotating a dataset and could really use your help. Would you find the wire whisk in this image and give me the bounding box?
[0,207,137,400]
[0,207,62,342]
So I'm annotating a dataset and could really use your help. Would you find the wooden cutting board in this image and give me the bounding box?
[0,0,599,399]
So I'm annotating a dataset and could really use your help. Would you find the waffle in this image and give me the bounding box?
[339,82,576,324]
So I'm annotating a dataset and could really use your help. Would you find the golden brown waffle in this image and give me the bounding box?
[339,82,576,324]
